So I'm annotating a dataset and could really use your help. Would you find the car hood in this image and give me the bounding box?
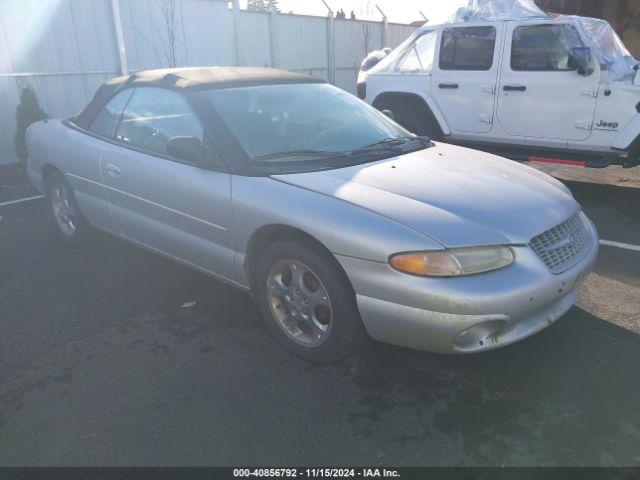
[271,143,581,248]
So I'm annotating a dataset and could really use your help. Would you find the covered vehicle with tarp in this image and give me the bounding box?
[358,0,640,168]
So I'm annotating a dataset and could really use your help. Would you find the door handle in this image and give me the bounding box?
[105,163,122,178]
[503,84,527,92]
[439,82,459,89]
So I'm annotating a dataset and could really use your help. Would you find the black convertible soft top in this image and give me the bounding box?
[73,67,325,129]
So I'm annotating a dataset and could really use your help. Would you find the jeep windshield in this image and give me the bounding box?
[203,83,431,173]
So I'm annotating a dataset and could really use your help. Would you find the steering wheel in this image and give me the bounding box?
[310,118,341,147]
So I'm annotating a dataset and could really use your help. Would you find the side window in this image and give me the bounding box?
[396,30,437,73]
[439,26,497,71]
[511,24,585,71]
[115,87,205,158]
[88,89,133,138]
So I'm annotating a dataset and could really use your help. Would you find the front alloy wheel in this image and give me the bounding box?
[266,259,333,347]
[255,239,366,363]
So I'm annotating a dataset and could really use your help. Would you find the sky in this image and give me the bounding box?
[241,0,470,25]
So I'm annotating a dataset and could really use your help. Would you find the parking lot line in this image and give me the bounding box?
[0,195,44,207]
[600,240,640,252]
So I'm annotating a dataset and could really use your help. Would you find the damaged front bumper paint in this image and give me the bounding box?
[336,224,598,354]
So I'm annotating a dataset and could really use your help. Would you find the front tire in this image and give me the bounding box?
[254,240,366,363]
[46,171,91,246]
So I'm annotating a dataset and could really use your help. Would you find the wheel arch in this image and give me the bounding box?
[372,91,450,138]
[243,224,354,295]
[42,163,64,183]
[611,114,640,151]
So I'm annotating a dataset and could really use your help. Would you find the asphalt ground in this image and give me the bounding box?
[0,169,639,466]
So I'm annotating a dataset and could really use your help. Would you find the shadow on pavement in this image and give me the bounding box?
[0,201,639,466]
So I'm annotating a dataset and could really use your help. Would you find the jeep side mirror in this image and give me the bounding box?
[360,49,390,72]
[167,136,204,165]
[570,46,594,76]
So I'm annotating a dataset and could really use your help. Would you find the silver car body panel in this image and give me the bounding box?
[272,142,581,248]
[27,116,598,354]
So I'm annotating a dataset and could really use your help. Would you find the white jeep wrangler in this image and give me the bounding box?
[359,15,640,168]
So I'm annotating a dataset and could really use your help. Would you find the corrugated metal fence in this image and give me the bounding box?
[0,0,416,165]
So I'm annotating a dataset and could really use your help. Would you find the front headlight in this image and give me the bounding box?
[390,246,514,277]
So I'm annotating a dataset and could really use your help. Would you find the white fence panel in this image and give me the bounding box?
[274,14,328,79]
[387,22,416,47]
[237,10,271,67]
[179,0,236,67]
[0,0,417,164]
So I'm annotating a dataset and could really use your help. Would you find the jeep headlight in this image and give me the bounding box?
[390,246,514,277]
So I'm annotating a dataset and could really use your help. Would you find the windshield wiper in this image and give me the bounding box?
[349,136,431,155]
[252,150,347,162]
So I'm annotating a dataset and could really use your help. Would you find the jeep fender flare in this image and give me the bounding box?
[611,114,640,151]
[372,91,451,137]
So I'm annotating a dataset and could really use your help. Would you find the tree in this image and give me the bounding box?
[247,0,266,11]
[155,0,184,67]
[14,84,47,164]
[132,0,186,68]
[248,0,279,12]
[359,1,375,54]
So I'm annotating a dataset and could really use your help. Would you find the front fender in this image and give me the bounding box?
[366,76,452,136]
[231,176,444,286]
[611,114,640,151]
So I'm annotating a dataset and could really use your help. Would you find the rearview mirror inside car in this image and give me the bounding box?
[570,47,594,76]
[167,136,204,165]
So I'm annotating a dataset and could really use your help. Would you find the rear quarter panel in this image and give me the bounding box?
[26,119,115,231]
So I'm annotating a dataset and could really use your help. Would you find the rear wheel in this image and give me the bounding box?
[46,171,91,246]
[255,240,366,363]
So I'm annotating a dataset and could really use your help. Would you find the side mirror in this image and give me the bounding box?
[166,136,204,165]
[570,46,594,76]
[381,109,395,120]
[360,49,390,72]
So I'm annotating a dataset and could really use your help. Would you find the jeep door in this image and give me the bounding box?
[431,23,504,134]
[496,20,599,142]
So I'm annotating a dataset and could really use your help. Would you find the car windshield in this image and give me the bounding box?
[203,83,429,170]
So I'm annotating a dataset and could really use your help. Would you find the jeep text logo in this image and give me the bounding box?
[595,120,619,130]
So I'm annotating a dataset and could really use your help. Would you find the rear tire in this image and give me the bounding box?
[46,171,92,246]
[254,240,366,363]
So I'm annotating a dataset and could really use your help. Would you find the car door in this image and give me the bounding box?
[431,23,503,134]
[497,21,599,141]
[100,86,235,281]
[62,89,134,234]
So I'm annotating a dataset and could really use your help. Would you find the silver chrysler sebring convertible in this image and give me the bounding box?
[26,67,598,363]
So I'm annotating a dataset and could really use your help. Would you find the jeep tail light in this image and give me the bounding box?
[357,81,366,100]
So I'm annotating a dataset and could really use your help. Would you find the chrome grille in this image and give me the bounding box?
[530,212,591,274]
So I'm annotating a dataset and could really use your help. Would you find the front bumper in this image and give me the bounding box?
[336,222,599,354]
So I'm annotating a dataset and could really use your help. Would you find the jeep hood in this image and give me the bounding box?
[272,143,580,248]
